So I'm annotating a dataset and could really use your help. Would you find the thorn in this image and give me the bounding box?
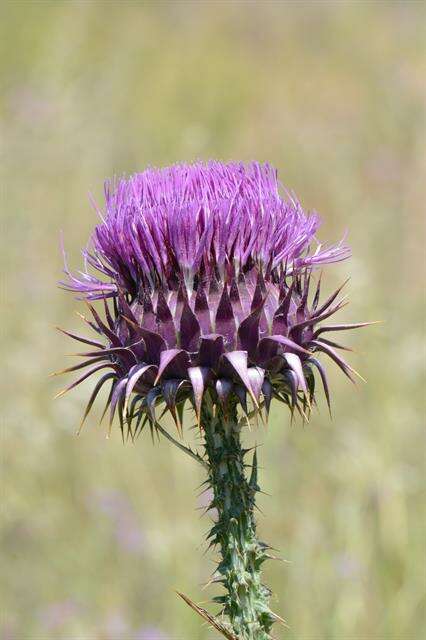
[54,388,68,399]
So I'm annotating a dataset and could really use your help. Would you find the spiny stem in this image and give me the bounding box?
[202,396,275,639]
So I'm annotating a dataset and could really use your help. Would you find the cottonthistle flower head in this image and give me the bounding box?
[57,161,368,435]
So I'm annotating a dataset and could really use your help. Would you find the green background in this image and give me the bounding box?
[1,1,425,639]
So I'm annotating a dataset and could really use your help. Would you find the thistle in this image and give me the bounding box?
[56,161,371,639]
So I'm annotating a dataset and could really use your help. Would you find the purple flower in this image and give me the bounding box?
[61,162,349,300]
[134,627,169,640]
[88,489,146,554]
[103,611,128,639]
[56,161,370,434]
[39,599,80,631]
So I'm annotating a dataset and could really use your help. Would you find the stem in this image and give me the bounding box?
[202,396,275,639]
[154,422,209,470]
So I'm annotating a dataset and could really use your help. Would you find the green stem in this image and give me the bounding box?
[202,397,275,639]
[154,422,209,470]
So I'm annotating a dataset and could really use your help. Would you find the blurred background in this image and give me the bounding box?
[1,1,425,639]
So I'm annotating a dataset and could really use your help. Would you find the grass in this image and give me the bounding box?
[1,1,425,638]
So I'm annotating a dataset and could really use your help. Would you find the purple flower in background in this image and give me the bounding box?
[134,626,169,640]
[39,599,80,631]
[103,611,129,639]
[88,489,146,554]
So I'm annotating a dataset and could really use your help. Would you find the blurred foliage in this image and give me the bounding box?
[1,1,425,639]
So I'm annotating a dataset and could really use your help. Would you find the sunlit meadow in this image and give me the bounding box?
[1,2,425,639]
